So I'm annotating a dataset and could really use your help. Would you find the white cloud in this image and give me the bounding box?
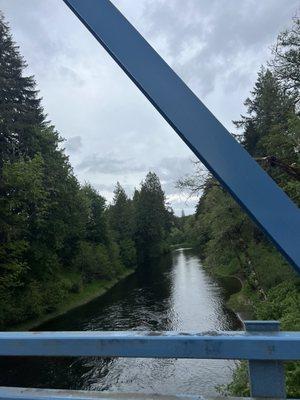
[0,0,298,214]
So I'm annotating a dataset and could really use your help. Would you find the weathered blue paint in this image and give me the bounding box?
[244,320,280,331]
[0,330,299,360]
[0,322,299,398]
[245,321,286,398]
[0,386,216,400]
[61,0,300,272]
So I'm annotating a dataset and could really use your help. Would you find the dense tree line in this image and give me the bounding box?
[0,13,172,328]
[173,17,300,397]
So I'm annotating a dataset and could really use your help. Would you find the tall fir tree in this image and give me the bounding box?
[0,12,126,326]
[134,172,170,262]
[0,13,45,164]
[234,68,294,156]
[109,183,136,268]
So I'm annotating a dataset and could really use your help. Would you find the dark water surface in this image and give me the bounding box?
[0,248,241,396]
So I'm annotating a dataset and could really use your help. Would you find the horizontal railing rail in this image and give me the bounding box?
[0,330,299,360]
[0,321,299,399]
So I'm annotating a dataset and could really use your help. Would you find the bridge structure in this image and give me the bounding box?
[1,1,299,399]
[0,321,299,399]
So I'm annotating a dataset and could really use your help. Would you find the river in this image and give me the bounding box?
[0,248,242,396]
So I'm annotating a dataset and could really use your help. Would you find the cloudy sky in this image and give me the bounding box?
[0,0,299,214]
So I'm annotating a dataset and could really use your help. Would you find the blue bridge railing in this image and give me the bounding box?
[0,321,299,399]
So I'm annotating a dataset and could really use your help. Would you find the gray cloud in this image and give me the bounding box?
[94,182,136,194]
[78,154,146,174]
[156,156,195,178]
[59,66,84,86]
[167,196,197,216]
[0,0,297,214]
[142,0,299,97]
[65,136,82,153]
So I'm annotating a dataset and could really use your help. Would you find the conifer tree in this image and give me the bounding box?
[110,183,132,241]
[234,68,294,156]
[109,183,136,268]
[0,13,45,164]
[270,16,300,104]
[134,172,170,261]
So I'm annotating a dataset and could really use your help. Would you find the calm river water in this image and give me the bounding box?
[0,248,242,396]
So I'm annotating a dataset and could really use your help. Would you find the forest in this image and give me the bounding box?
[169,16,300,397]
[0,13,173,328]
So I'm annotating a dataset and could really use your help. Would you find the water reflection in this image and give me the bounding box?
[0,248,241,396]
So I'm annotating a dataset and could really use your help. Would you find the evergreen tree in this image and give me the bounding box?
[110,183,133,241]
[82,184,109,245]
[270,16,300,105]
[0,14,47,315]
[109,183,136,268]
[234,68,299,202]
[0,9,175,329]
[134,172,170,262]
[234,68,294,156]
[0,12,129,326]
[174,18,300,396]
[0,13,45,164]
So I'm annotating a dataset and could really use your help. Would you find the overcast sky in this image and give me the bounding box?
[0,0,299,214]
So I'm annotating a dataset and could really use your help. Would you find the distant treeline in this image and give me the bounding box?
[0,14,174,328]
[170,17,300,397]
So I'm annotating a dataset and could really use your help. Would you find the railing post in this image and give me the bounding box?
[244,320,286,398]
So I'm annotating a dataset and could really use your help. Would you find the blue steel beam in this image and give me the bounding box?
[245,321,285,398]
[62,0,300,272]
[0,331,299,360]
[0,387,200,400]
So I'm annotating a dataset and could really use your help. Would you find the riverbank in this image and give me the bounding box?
[215,275,254,320]
[225,282,256,320]
[0,248,241,396]
[196,259,253,319]
[9,269,134,331]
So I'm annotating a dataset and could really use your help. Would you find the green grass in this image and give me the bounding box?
[226,287,255,319]
[11,269,134,331]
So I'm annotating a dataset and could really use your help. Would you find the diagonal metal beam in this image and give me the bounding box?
[62,0,300,272]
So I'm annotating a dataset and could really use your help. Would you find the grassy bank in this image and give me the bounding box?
[220,277,254,320]
[9,269,134,331]
[198,264,251,319]
[226,287,254,319]
[199,259,300,397]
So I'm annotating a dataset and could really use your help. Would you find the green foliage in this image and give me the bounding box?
[119,238,137,268]
[134,172,172,262]
[270,16,300,103]
[73,242,114,282]
[286,361,300,398]
[168,214,202,247]
[82,184,108,245]
[0,14,174,328]
[218,362,250,397]
[108,182,137,268]
[255,281,300,330]
[225,280,300,399]
[109,183,134,241]
[175,16,300,397]
[0,13,45,165]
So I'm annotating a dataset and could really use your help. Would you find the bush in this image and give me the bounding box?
[69,281,82,293]
[119,239,137,268]
[42,279,70,313]
[218,362,250,397]
[73,241,115,282]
